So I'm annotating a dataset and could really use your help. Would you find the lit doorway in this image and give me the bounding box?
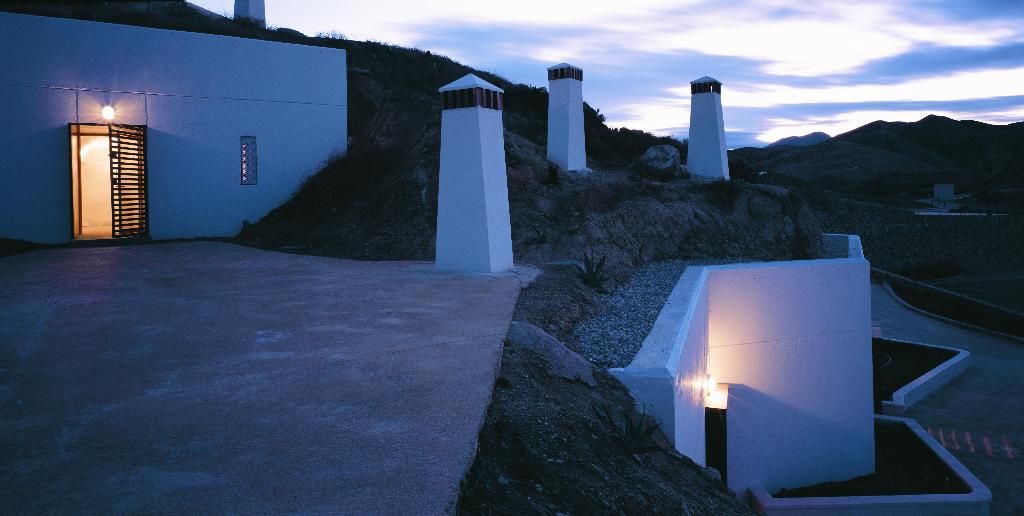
[69,124,149,239]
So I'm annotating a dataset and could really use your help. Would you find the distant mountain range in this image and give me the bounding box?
[767,132,831,147]
[732,115,1024,194]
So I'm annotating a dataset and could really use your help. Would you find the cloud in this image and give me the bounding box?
[686,66,1024,108]
[394,0,1022,76]
[191,0,1024,147]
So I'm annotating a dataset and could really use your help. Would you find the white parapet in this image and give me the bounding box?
[546,63,587,172]
[435,74,514,273]
[687,76,730,180]
[234,0,266,26]
[615,235,875,502]
[610,267,710,465]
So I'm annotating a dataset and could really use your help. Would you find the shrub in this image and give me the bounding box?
[593,403,662,455]
[575,253,607,291]
[546,162,561,186]
[704,179,742,208]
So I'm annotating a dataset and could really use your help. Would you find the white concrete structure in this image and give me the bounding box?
[546,63,587,172]
[435,74,514,273]
[687,76,730,179]
[879,339,970,416]
[234,0,266,26]
[0,12,346,243]
[613,234,874,500]
[612,267,710,464]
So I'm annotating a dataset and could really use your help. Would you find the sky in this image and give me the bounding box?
[192,0,1024,147]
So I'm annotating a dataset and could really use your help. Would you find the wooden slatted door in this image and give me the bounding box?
[109,124,149,238]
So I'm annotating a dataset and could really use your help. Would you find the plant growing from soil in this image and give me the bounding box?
[705,179,743,208]
[593,403,663,455]
[575,252,607,291]
[546,162,561,186]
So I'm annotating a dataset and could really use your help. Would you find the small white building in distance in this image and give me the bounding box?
[435,74,514,273]
[934,183,955,204]
[687,76,730,180]
[0,11,347,243]
[234,0,266,26]
[547,63,587,172]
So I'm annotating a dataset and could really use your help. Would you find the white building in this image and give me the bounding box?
[435,74,514,274]
[546,63,587,172]
[613,235,874,499]
[934,183,955,205]
[0,11,347,243]
[687,76,730,180]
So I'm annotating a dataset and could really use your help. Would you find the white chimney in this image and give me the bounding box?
[687,76,730,179]
[435,74,514,273]
[234,0,266,27]
[546,63,587,172]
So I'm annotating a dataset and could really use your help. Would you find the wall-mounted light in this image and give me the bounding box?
[101,106,116,121]
[705,375,728,409]
[704,375,717,396]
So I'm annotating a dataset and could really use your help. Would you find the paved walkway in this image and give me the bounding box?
[872,283,1024,515]
[0,242,524,514]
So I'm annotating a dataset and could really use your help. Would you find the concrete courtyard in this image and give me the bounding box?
[0,242,524,514]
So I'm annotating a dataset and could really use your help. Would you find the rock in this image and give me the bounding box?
[497,475,509,486]
[635,145,682,180]
[506,322,597,386]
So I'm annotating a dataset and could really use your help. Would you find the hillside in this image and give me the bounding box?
[767,131,831,147]
[732,115,1024,197]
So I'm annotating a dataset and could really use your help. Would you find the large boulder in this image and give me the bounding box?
[506,322,597,386]
[635,145,683,180]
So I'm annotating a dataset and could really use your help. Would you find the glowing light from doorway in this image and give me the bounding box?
[101,106,116,121]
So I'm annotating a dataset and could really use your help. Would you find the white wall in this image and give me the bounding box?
[611,267,710,464]
[435,105,514,273]
[614,235,874,502]
[707,246,874,496]
[687,91,729,179]
[0,12,347,243]
[547,74,586,171]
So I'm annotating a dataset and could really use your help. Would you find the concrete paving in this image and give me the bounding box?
[0,242,524,514]
[872,282,1024,516]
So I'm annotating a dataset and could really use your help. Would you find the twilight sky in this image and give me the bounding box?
[193,0,1024,147]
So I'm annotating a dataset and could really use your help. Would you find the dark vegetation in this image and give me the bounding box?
[575,253,608,291]
[732,115,1024,204]
[819,208,1024,281]
[872,338,958,412]
[703,179,744,207]
[593,403,663,454]
[775,421,970,497]
[766,131,831,148]
[457,345,756,515]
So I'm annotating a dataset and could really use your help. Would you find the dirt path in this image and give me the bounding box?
[871,282,1024,515]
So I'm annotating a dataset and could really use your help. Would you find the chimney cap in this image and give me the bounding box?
[547,62,581,71]
[691,76,722,85]
[438,73,504,93]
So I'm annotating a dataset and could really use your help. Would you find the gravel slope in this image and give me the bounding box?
[571,258,749,368]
